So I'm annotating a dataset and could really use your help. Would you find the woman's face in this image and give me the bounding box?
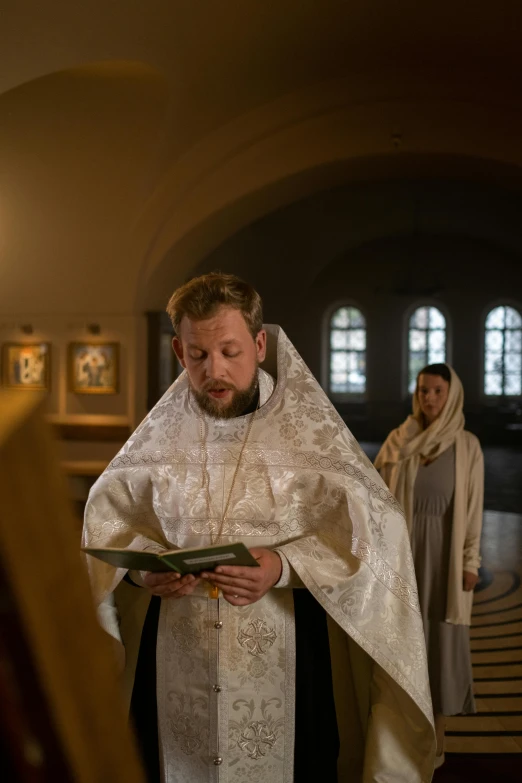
[417,373,450,426]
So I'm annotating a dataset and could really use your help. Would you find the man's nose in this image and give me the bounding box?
[205,353,226,379]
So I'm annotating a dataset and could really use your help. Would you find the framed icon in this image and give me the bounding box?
[2,343,51,390]
[69,342,119,394]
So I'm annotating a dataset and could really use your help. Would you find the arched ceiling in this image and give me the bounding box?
[1,1,522,313]
[0,60,167,313]
[184,177,522,298]
[3,1,522,110]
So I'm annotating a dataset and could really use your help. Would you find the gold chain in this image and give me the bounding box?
[198,405,258,543]
[197,397,258,598]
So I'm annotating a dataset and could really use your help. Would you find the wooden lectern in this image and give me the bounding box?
[0,391,145,782]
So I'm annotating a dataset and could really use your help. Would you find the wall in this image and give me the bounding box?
[0,60,164,497]
[0,314,147,512]
[198,178,522,442]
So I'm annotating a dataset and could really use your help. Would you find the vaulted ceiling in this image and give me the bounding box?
[1,1,521,313]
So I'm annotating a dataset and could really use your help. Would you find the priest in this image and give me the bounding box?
[83,273,435,782]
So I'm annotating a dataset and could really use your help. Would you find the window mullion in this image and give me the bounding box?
[501,319,506,396]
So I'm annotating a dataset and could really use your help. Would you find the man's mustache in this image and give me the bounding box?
[202,381,236,392]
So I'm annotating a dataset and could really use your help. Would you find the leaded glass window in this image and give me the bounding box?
[329,306,366,394]
[408,306,447,393]
[484,305,522,396]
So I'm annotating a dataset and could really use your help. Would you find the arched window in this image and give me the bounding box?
[329,306,366,394]
[484,305,522,396]
[408,306,447,393]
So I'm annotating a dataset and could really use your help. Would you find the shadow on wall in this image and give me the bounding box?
[184,178,522,446]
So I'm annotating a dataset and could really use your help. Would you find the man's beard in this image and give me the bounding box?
[191,366,259,419]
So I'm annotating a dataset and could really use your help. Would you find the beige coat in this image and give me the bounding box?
[448,430,484,624]
[377,427,484,626]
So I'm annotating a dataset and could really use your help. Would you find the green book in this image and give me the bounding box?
[82,542,260,575]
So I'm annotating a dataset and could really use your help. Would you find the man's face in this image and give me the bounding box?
[173,306,266,419]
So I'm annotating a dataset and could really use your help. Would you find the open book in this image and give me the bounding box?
[82,542,260,574]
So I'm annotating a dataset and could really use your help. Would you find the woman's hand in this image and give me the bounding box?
[463,570,479,592]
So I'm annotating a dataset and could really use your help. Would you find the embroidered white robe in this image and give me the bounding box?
[83,326,435,782]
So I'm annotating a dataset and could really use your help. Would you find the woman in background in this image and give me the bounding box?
[375,364,484,768]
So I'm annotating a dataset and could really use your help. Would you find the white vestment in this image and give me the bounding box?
[83,325,435,782]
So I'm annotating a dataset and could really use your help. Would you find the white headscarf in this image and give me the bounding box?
[375,365,464,530]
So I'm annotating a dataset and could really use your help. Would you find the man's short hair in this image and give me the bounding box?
[166,273,263,338]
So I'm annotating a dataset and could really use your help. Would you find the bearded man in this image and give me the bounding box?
[83,273,435,782]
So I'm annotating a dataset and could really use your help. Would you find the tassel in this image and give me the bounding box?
[207,584,219,600]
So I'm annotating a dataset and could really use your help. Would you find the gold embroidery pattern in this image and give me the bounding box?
[239,721,277,760]
[169,695,207,756]
[170,714,204,756]
[351,536,420,611]
[171,616,200,653]
[229,695,285,765]
[282,590,296,783]
[282,549,433,721]
[238,618,277,657]
[107,446,401,511]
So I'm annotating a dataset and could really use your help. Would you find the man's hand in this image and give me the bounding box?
[201,547,282,606]
[463,570,479,592]
[143,571,201,598]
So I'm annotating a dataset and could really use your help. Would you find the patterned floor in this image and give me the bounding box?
[444,511,522,756]
[435,510,522,781]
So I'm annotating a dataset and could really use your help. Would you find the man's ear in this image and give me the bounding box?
[255,329,267,363]
[172,337,186,368]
